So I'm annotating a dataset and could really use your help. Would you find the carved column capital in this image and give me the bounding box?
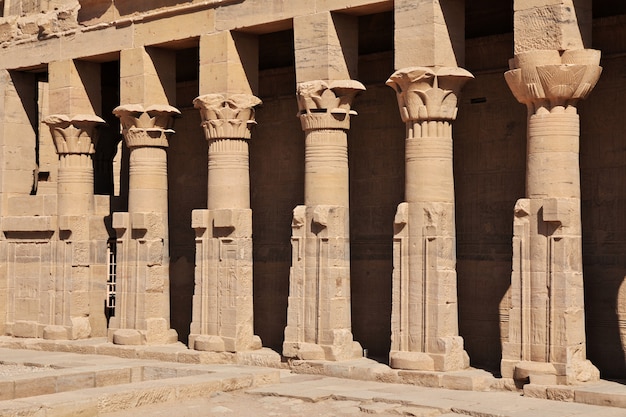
[193,94,262,140]
[386,66,474,123]
[43,114,105,155]
[113,104,181,148]
[296,79,365,131]
[504,49,602,114]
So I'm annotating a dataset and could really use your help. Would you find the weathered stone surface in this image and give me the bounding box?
[283,80,363,361]
[108,106,179,345]
[387,67,472,372]
[502,48,601,384]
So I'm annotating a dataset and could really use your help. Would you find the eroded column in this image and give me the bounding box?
[501,49,601,384]
[108,104,180,345]
[188,94,263,352]
[282,80,364,361]
[42,114,104,340]
[386,67,472,371]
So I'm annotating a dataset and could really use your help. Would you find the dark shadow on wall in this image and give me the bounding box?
[167,107,206,345]
[251,63,300,353]
[455,33,526,372]
[349,52,403,362]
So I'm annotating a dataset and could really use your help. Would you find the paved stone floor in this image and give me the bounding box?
[101,372,626,417]
[2,347,626,416]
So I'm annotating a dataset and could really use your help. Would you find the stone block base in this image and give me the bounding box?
[10,321,40,338]
[109,328,178,346]
[283,340,362,361]
[390,337,470,372]
[501,359,600,385]
[189,334,262,353]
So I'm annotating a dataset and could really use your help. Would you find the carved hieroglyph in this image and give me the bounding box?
[189,94,263,352]
[283,80,364,361]
[386,67,473,371]
[108,104,180,345]
[502,49,602,384]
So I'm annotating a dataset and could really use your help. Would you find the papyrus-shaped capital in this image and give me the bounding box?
[44,114,106,155]
[386,66,473,123]
[194,94,262,140]
[296,80,365,130]
[505,49,602,113]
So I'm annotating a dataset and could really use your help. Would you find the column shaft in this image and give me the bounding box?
[502,48,601,384]
[283,79,364,361]
[109,104,179,345]
[189,93,263,352]
[43,114,105,340]
[207,139,250,210]
[128,147,169,217]
[304,129,349,208]
[387,66,471,371]
[527,112,580,199]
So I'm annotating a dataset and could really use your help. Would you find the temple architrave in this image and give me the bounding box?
[1,0,626,386]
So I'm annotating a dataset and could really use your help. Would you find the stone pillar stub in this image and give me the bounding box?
[502,49,601,384]
[513,0,592,54]
[199,31,258,95]
[189,93,262,352]
[294,11,357,83]
[394,0,465,69]
[48,59,102,116]
[120,47,176,106]
[283,80,364,361]
[386,66,472,371]
[108,104,180,345]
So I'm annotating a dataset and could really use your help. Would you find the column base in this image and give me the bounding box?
[390,337,469,372]
[188,334,262,352]
[43,319,90,340]
[283,340,363,361]
[109,326,178,345]
[501,359,600,385]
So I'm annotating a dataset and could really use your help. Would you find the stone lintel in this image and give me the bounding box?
[193,93,262,140]
[296,79,365,131]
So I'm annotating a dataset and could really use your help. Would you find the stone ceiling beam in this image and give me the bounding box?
[293,11,358,83]
[513,0,592,54]
[199,31,259,96]
[394,0,465,69]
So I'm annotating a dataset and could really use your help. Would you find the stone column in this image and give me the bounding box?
[386,67,472,371]
[41,114,104,340]
[188,93,263,352]
[501,49,601,384]
[282,79,364,361]
[108,104,180,345]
